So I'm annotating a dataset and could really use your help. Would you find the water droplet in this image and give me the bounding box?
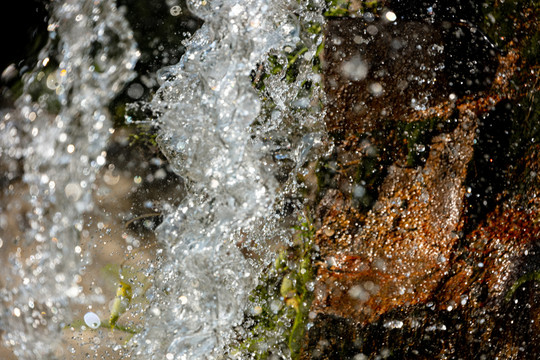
[151,307,161,316]
[369,82,383,96]
[127,83,144,99]
[383,320,404,329]
[367,25,378,36]
[12,308,21,317]
[170,6,182,16]
[64,183,82,201]
[96,155,106,166]
[385,11,397,22]
[253,306,263,315]
[341,56,368,81]
[349,285,370,301]
[83,312,101,329]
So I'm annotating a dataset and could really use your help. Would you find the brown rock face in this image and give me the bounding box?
[313,115,476,324]
[303,5,540,359]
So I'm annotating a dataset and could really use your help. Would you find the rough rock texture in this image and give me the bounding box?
[302,2,540,359]
[314,115,476,325]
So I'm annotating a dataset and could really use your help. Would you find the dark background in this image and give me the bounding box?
[0,0,49,78]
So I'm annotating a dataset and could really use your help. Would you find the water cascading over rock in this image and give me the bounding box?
[131,1,326,358]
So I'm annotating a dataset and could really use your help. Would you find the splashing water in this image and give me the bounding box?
[133,0,325,358]
[1,0,138,357]
[1,0,326,358]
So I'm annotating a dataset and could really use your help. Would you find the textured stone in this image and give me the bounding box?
[303,2,539,358]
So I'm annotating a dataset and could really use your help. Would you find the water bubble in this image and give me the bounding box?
[83,312,101,329]
[170,6,182,16]
[363,12,375,22]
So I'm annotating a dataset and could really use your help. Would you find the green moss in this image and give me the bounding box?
[505,270,540,301]
[323,0,382,18]
[253,9,326,90]
[396,117,445,168]
[232,214,316,359]
[324,0,351,17]
[261,44,316,86]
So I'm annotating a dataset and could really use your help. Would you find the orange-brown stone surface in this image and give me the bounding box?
[302,2,539,358]
[313,114,477,324]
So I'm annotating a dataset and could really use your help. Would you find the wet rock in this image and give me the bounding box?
[303,2,539,359]
[323,14,498,136]
[324,18,449,134]
[312,114,476,325]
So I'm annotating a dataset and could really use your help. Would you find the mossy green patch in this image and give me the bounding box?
[506,270,540,301]
[324,0,351,17]
[232,214,316,359]
[323,0,382,18]
[395,116,459,168]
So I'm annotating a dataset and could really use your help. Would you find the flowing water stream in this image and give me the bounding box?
[1,0,326,358]
[131,0,325,358]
